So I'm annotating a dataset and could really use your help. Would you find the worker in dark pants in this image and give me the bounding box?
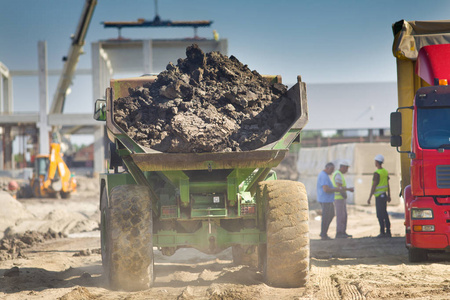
[316,162,344,240]
[332,160,354,239]
[367,154,391,238]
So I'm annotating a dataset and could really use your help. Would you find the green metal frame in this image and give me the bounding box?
[100,170,267,252]
[154,222,266,252]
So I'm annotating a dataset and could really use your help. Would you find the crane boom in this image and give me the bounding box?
[50,0,97,114]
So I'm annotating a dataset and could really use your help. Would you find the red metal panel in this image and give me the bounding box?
[411,233,449,249]
[416,44,450,85]
[422,151,450,196]
[404,185,412,247]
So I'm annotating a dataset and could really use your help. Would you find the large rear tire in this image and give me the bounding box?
[100,185,109,278]
[258,180,310,288]
[106,184,154,291]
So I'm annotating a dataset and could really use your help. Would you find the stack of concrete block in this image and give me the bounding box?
[297,143,401,206]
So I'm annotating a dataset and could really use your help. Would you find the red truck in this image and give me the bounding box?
[391,20,450,262]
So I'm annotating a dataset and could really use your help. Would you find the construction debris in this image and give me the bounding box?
[114,44,296,153]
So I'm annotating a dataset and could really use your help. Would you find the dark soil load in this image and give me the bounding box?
[114,44,296,153]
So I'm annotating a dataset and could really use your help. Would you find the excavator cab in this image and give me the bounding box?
[35,156,49,177]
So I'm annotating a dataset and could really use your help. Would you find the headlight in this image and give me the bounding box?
[411,208,433,219]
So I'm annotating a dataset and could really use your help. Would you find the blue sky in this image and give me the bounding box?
[1,0,450,116]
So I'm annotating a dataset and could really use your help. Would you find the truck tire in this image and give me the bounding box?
[32,181,41,198]
[258,180,309,288]
[106,184,154,291]
[100,186,109,275]
[18,184,33,198]
[60,191,71,199]
[408,248,428,262]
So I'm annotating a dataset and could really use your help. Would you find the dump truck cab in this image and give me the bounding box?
[391,24,450,261]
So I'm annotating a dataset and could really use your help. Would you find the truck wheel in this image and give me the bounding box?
[106,184,154,291]
[258,180,309,288]
[60,191,71,199]
[32,181,41,198]
[232,245,258,268]
[100,186,110,278]
[408,248,428,262]
[18,184,33,198]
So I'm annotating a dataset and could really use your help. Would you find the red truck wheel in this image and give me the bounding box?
[258,180,310,288]
[106,184,154,291]
[408,248,428,262]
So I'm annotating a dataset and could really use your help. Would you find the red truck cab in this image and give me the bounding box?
[391,44,450,262]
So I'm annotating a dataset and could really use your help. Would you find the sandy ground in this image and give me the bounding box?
[0,177,450,299]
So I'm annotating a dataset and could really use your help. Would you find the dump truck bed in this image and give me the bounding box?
[104,75,308,172]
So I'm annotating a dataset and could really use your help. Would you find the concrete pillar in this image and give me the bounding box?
[368,129,374,143]
[2,76,11,112]
[0,138,3,170]
[3,126,12,169]
[0,62,13,113]
[143,40,153,74]
[37,41,50,154]
[93,125,105,174]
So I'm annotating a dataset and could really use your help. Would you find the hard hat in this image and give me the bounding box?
[375,154,384,163]
[340,159,351,167]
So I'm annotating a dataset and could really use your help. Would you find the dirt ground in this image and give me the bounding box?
[1,176,450,299]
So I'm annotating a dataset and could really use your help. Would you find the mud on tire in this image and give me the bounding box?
[258,180,309,288]
[106,184,154,291]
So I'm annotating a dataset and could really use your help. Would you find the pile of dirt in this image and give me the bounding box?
[114,44,296,153]
[0,229,66,261]
[59,287,96,300]
[0,191,35,238]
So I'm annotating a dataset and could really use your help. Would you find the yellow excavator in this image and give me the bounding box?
[30,142,77,198]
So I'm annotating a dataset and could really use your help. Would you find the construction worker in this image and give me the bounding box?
[213,30,219,41]
[367,154,391,238]
[317,162,343,240]
[331,160,354,239]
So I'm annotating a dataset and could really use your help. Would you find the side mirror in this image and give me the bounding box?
[390,112,402,136]
[94,99,106,121]
[391,135,402,147]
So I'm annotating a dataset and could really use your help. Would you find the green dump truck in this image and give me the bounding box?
[94,74,309,291]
